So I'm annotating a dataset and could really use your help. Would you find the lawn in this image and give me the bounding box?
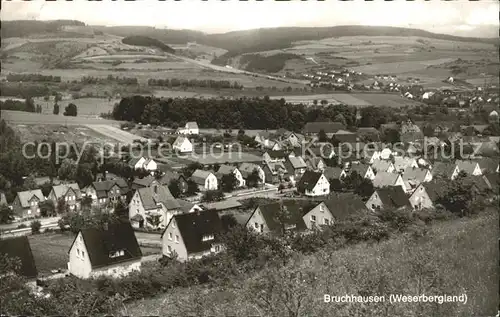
[124,209,499,316]
[271,93,420,107]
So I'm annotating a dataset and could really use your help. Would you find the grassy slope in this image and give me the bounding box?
[124,209,499,317]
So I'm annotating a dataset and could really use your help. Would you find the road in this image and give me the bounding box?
[85,124,147,144]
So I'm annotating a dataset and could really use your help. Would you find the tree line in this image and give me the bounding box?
[80,75,138,85]
[147,78,243,90]
[6,73,62,83]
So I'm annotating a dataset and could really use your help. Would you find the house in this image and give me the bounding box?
[296,171,330,197]
[262,150,288,163]
[246,200,308,234]
[371,159,395,173]
[129,183,181,228]
[281,131,304,148]
[177,199,204,214]
[0,191,7,206]
[177,121,199,135]
[262,161,288,184]
[304,194,366,229]
[347,163,375,180]
[372,172,406,192]
[239,163,266,186]
[431,162,460,180]
[302,122,346,137]
[408,183,434,210]
[190,170,218,191]
[402,167,433,186]
[456,160,482,176]
[11,190,45,218]
[362,149,382,164]
[161,209,224,262]
[306,144,336,159]
[306,157,326,172]
[215,165,245,188]
[48,183,82,212]
[323,166,347,181]
[131,175,158,190]
[284,156,308,182]
[67,222,142,279]
[0,236,38,279]
[172,136,193,153]
[159,171,189,194]
[129,157,158,172]
[366,186,411,211]
[331,130,358,143]
[83,179,129,207]
[393,156,418,173]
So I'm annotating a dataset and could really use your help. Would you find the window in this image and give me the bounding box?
[168,232,172,240]
[202,234,214,242]
[214,245,221,252]
[82,251,85,257]
[172,221,176,228]
[109,250,125,258]
[167,245,172,252]
[77,249,80,256]
[310,215,316,222]
[175,235,179,243]
[254,222,259,229]
[324,218,330,225]
[319,204,324,212]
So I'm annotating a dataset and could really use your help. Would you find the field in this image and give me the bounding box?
[1,110,123,126]
[11,124,117,144]
[182,151,262,165]
[33,97,116,118]
[85,124,147,144]
[271,93,421,107]
[124,209,499,316]
[29,232,161,275]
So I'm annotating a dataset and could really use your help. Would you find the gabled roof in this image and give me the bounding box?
[0,236,38,278]
[191,169,214,185]
[323,193,366,220]
[132,175,156,188]
[173,135,191,148]
[349,163,371,177]
[215,164,237,178]
[137,184,180,210]
[77,222,142,269]
[159,171,184,185]
[51,183,82,200]
[371,159,393,173]
[263,150,287,160]
[456,160,480,175]
[287,156,307,169]
[171,210,224,253]
[373,172,400,188]
[176,199,199,213]
[16,190,45,208]
[303,122,346,134]
[252,200,309,233]
[323,166,344,180]
[421,179,449,201]
[297,171,324,191]
[393,157,416,171]
[483,173,499,192]
[402,167,430,183]
[239,163,262,178]
[357,127,380,135]
[431,162,457,178]
[375,186,411,209]
[264,161,287,175]
[332,133,358,143]
[306,157,324,170]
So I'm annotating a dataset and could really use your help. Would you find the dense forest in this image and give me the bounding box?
[121,36,175,54]
[1,20,85,38]
[237,53,301,73]
[147,78,243,89]
[111,95,370,130]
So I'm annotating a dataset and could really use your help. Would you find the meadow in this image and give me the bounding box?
[271,93,421,107]
[124,208,499,316]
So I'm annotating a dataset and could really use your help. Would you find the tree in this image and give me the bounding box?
[320,99,328,106]
[63,103,77,116]
[333,113,347,126]
[237,129,245,137]
[53,103,60,115]
[201,189,225,202]
[113,199,128,219]
[382,128,400,144]
[220,173,238,192]
[422,124,435,137]
[354,178,375,200]
[246,169,262,188]
[317,129,328,142]
[0,204,14,224]
[146,214,162,229]
[39,200,55,217]
[30,220,41,234]
[58,159,77,181]
[81,196,92,212]
[186,179,199,196]
[329,178,343,192]
[168,179,181,198]
[313,99,318,106]
[56,197,68,214]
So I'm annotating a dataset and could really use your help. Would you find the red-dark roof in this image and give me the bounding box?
[303,122,346,134]
[0,236,38,278]
[172,210,224,254]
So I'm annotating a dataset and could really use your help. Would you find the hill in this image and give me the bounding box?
[121,35,175,53]
[1,20,86,38]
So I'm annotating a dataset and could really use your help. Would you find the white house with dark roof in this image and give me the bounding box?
[371,159,395,173]
[215,165,245,188]
[296,171,330,197]
[366,186,411,211]
[393,156,419,173]
[246,200,309,235]
[190,169,218,191]
[177,122,199,135]
[0,236,38,279]
[11,190,45,219]
[67,222,142,279]
[48,183,82,212]
[456,160,482,177]
[408,183,434,210]
[129,156,158,172]
[284,156,307,182]
[402,167,433,188]
[161,209,224,262]
[82,179,129,207]
[347,163,375,180]
[239,163,266,186]
[128,183,181,228]
[172,136,193,153]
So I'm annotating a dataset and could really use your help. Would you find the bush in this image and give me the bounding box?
[16,223,27,229]
[30,220,41,234]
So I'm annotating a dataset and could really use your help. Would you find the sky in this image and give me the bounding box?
[1,0,498,36]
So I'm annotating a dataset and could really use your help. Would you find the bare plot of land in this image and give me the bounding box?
[86,124,147,144]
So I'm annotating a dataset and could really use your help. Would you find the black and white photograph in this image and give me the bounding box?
[0,0,499,316]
